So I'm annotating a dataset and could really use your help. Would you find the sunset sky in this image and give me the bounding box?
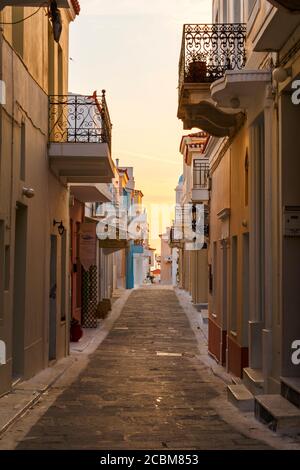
[69,0,211,250]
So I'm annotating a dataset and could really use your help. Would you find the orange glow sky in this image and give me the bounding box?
[69,0,211,251]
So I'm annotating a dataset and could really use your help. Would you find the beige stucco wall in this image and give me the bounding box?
[190,249,208,305]
[209,149,230,326]
[0,7,73,395]
[160,236,172,285]
[209,125,249,358]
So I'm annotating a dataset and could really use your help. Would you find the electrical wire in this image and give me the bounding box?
[0,2,49,25]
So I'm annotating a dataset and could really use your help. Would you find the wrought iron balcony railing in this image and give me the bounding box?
[193,160,210,189]
[49,90,112,151]
[179,23,247,93]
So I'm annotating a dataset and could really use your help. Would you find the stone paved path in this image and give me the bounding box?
[16,288,271,450]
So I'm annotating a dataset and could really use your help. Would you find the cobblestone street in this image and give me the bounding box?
[0,288,285,450]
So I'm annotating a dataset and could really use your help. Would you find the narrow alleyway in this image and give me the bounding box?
[2,288,273,450]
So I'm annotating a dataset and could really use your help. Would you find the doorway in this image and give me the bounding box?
[12,204,27,380]
[49,235,57,361]
[221,240,228,364]
[242,233,250,347]
[70,220,82,322]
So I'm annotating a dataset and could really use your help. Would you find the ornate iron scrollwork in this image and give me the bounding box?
[179,23,247,91]
[49,90,112,151]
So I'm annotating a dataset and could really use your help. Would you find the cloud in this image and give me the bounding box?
[80,0,212,20]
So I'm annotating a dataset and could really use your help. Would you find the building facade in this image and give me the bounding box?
[0,2,117,395]
[0,2,79,395]
[177,0,300,425]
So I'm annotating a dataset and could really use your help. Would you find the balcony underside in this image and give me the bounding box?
[0,0,69,8]
[254,6,300,51]
[192,188,209,203]
[211,70,272,109]
[49,142,114,184]
[268,1,300,13]
[179,99,245,137]
[70,184,112,203]
[99,239,128,254]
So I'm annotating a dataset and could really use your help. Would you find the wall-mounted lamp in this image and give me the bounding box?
[53,219,65,236]
[22,187,35,199]
[273,66,292,83]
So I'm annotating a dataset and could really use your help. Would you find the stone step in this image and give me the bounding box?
[227,384,254,412]
[200,309,208,325]
[255,394,300,435]
[243,367,264,395]
[281,376,300,409]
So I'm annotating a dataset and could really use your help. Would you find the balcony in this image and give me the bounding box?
[48,91,114,184]
[178,23,247,137]
[192,160,210,203]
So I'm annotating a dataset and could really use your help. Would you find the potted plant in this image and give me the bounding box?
[70,318,83,342]
[186,59,207,82]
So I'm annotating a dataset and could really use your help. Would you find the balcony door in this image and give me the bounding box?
[70,220,82,322]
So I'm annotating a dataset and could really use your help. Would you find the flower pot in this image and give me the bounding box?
[186,60,207,82]
[70,322,83,342]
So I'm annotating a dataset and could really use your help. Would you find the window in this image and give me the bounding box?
[57,45,64,128]
[242,233,250,345]
[193,160,210,189]
[48,21,55,95]
[231,236,238,332]
[245,149,249,206]
[4,246,10,292]
[212,241,218,316]
[213,0,220,22]
[12,7,24,58]
[232,0,241,22]
[0,222,9,322]
[248,0,257,19]
[223,0,228,22]
[20,122,26,181]
[58,45,63,96]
